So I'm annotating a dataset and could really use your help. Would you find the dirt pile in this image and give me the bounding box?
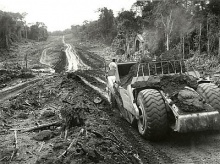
[121,60,186,88]
[132,74,198,93]
[171,87,212,112]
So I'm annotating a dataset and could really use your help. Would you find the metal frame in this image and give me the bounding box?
[136,60,186,77]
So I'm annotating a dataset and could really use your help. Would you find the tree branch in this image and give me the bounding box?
[161,14,166,29]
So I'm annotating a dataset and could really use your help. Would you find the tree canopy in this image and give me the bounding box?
[71,0,220,59]
[0,10,48,49]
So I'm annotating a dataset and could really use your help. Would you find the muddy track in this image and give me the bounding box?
[150,130,220,163]
[107,110,172,164]
[0,78,42,102]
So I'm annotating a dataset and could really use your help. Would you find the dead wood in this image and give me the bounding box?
[38,142,45,152]
[58,129,82,158]
[10,130,18,161]
[64,129,68,140]
[91,130,103,138]
[21,121,62,133]
[14,130,18,149]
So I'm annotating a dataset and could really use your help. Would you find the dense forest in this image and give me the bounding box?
[71,0,220,60]
[0,10,48,49]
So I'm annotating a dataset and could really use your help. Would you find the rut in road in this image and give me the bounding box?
[65,43,79,71]
[110,112,173,164]
[63,36,90,72]
[39,47,55,73]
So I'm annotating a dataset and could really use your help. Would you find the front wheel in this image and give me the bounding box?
[137,89,168,141]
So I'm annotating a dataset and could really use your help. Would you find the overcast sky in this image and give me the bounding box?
[0,0,136,32]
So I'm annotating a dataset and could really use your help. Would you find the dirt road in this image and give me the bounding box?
[62,36,79,71]
[63,36,90,71]
[40,48,50,66]
[37,48,55,73]
[151,131,220,163]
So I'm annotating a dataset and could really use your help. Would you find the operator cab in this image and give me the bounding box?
[116,62,137,82]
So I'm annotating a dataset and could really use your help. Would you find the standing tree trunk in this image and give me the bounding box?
[5,35,9,49]
[25,26,27,39]
[218,30,220,61]
[218,18,220,61]
[161,10,173,52]
[166,33,169,51]
[198,23,202,56]
[207,19,210,55]
[182,35,185,59]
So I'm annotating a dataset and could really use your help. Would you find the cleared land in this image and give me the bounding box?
[1,35,220,164]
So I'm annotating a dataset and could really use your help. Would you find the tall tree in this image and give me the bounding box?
[207,0,220,59]
[115,10,141,54]
[98,7,116,44]
[154,0,194,53]
[0,12,16,48]
[154,0,179,51]
[29,22,48,41]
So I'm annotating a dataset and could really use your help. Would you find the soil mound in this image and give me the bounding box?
[121,60,186,88]
[132,74,198,94]
[172,87,212,112]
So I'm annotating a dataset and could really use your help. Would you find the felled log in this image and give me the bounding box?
[21,121,62,133]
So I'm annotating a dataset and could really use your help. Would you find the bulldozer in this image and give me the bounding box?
[105,59,220,141]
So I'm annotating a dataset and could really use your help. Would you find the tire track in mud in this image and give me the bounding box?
[150,130,220,164]
[65,43,79,71]
[63,36,90,72]
[78,75,108,100]
[39,48,56,73]
[110,115,173,164]
[0,78,42,103]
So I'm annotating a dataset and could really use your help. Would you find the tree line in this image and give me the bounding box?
[71,0,220,60]
[0,10,48,49]
[71,7,117,45]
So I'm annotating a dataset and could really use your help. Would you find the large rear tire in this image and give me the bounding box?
[197,83,220,111]
[137,89,168,140]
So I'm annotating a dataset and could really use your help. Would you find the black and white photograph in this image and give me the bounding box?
[1,0,220,163]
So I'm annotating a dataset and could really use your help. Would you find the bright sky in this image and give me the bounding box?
[0,0,136,32]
